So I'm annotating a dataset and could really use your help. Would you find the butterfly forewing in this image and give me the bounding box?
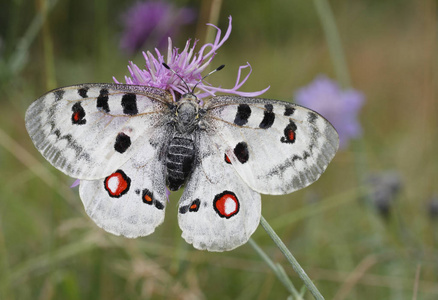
[25,84,172,180]
[204,96,339,195]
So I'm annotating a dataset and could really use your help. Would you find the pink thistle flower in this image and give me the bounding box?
[74,17,268,189]
[294,75,364,149]
[114,16,270,101]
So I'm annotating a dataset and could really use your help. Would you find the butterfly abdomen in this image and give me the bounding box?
[166,135,196,191]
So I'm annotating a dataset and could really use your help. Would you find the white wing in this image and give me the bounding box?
[79,141,167,238]
[178,131,261,252]
[204,96,339,195]
[25,84,172,179]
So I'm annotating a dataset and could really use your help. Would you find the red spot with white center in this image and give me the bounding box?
[213,191,239,218]
[104,170,131,198]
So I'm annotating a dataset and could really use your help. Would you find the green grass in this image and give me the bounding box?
[1,0,437,299]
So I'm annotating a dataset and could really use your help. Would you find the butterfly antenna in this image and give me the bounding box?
[163,63,225,95]
[162,63,191,93]
[192,65,225,93]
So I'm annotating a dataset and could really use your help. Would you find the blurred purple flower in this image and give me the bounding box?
[120,1,196,54]
[366,170,402,218]
[71,179,80,188]
[428,195,438,219]
[114,16,269,101]
[294,75,364,149]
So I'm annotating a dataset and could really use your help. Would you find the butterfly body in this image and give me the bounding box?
[25,83,339,251]
[165,132,196,191]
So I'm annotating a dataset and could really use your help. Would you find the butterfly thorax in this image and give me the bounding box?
[174,94,200,134]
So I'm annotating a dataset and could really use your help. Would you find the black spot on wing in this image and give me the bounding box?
[155,201,164,210]
[114,132,131,153]
[234,104,251,126]
[179,205,188,214]
[48,121,91,161]
[71,102,86,125]
[234,142,249,164]
[97,88,110,113]
[53,90,65,102]
[122,93,138,115]
[284,105,295,116]
[259,104,275,129]
[179,199,200,214]
[281,120,297,144]
[78,87,89,98]
[142,188,153,204]
[303,151,310,159]
[308,112,318,124]
[142,187,165,210]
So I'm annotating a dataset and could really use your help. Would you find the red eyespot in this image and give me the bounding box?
[144,194,152,203]
[104,170,131,198]
[281,121,297,144]
[213,191,239,218]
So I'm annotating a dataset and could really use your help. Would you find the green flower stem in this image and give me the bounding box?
[41,0,57,90]
[260,215,324,300]
[248,239,302,299]
[314,0,371,225]
[313,0,350,88]
[8,0,59,75]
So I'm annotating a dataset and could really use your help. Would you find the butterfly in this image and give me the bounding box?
[25,82,339,251]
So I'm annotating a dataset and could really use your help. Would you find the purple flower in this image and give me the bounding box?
[428,195,438,219]
[120,1,196,54]
[366,171,402,218]
[294,75,364,149]
[114,16,269,101]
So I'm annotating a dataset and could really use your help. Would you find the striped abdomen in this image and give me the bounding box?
[166,135,196,191]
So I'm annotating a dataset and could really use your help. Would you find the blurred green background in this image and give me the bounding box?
[0,0,437,299]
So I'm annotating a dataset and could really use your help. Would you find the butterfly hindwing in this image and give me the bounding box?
[79,143,167,238]
[178,131,261,251]
[204,96,339,195]
[25,84,172,180]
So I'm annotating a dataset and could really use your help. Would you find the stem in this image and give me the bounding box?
[313,0,350,88]
[8,0,60,75]
[260,216,324,300]
[248,239,302,299]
